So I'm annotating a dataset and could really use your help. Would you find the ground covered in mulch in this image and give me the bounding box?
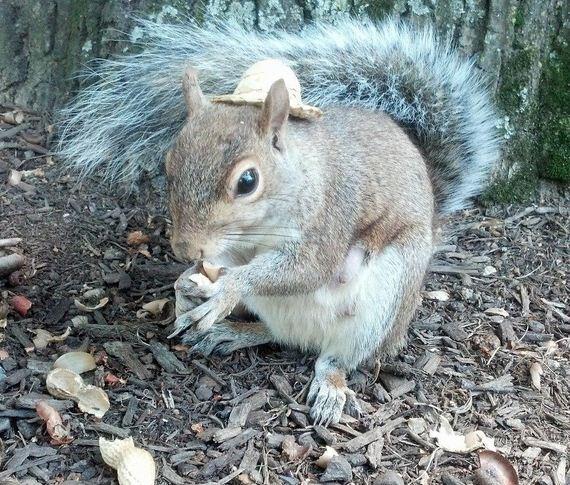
[1,106,569,485]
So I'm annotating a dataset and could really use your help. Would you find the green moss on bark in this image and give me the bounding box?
[537,31,570,183]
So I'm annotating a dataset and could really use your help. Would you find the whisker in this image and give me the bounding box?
[225,232,297,239]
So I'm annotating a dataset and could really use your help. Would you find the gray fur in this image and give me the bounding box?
[57,17,500,213]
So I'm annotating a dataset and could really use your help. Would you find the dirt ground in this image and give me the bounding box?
[1,107,569,485]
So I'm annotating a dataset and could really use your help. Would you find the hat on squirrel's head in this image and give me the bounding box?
[212,59,323,120]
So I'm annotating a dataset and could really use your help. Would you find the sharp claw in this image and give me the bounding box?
[168,314,193,339]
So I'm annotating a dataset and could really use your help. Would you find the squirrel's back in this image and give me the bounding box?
[57,18,500,214]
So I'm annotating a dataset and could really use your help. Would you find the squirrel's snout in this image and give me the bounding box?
[171,239,203,262]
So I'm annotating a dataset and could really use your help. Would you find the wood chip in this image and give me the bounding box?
[149,341,188,374]
[523,437,567,454]
[228,401,252,428]
[104,342,152,380]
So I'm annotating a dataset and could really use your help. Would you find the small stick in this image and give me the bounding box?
[192,359,227,387]
[0,123,29,140]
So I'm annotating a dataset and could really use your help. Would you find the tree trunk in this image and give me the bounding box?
[0,0,567,190]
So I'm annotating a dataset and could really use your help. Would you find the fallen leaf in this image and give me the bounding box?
[474,450,519,485]
[11,295,32,316]
[54,351,96,374]
[191,423,205,434]
[104,373,126,386]
[424,290,450,302]
[74,297,109,312]
[0,348,8,360]
[529,362,543,391]
[36,400,73,445]
[430,415,495,453]
[281,435,311,461]
[315,446,338,468]
[99,437,156,485]
[126,231,150,246]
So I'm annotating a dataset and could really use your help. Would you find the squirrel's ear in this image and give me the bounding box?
[260,79,289,150]
[182,67,205,117]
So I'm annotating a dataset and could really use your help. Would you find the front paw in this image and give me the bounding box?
[169,274,242,338]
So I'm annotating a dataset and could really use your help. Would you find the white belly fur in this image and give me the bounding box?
[242,246,404,368]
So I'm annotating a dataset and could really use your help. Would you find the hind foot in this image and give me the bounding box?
[307,357,362,426]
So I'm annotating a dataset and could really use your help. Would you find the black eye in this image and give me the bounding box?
[236,169,259,196]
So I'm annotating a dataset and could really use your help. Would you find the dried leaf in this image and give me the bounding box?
[74,297,109,312]
[99,437,156,485]
[36,400,73,445]
[475,450,519,485]
[281,435,310,461]
[126,231,150,246]
[424,290,450,302]
[104,373,126,386]
[11,295,32,316]
[430,415,495,453]
[529,362,543,391]
[315,446,338,469]
[54,351,96,374]
[0,348,8,360]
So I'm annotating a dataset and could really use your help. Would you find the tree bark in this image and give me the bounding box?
[0,0,567,188]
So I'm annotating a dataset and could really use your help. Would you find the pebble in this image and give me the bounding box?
[344,452,367,466]
[374,470,404,485]
[321,455,353,483]
[16,419,36,440]
[522,446,541,460]
[195,385,213,401]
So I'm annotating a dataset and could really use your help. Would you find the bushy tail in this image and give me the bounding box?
[57,18,500,213]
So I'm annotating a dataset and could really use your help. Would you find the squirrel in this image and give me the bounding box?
[57,18,500,425]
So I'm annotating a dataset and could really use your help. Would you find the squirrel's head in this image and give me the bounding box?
[166,68,299,265]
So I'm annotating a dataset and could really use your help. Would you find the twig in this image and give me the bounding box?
[192,359,227,387]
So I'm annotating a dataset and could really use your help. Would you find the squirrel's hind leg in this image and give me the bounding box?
[183,321,272,356]
[307,356,362,426]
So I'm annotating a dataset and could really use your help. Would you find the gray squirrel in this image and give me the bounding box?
[58,18,500,425]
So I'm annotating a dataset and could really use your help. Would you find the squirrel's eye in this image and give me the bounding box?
[236,169,259,196]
